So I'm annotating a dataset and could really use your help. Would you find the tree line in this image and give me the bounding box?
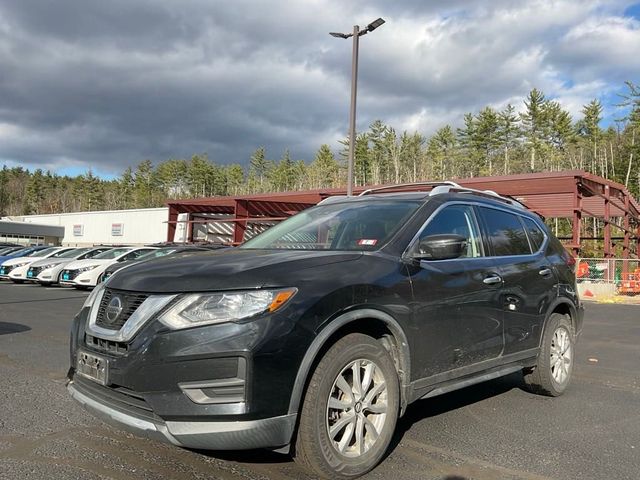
[1,82,639,218]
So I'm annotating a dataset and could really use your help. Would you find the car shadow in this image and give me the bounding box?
[192,372,524,474]
[0,322,31,335]
[387,372,524,456]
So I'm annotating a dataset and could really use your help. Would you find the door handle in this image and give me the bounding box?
[539,268,552,277]
[483,274,503,285]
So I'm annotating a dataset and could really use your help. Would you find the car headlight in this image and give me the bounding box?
[78,265,99,273]
[38,263,57,270]
[82,282,105,309]
[159,288,297,329]
[12,262,29,268]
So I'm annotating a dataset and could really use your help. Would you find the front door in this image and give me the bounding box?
[407,204,505,379]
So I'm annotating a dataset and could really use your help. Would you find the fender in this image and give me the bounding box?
[286,308,412,418]
[539,296,579,346]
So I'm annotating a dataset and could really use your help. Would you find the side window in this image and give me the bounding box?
[479,207,531,256]
[129,249,153,259]
[522,217,545,252]
[419,205,483,258]
[121,251,143,261]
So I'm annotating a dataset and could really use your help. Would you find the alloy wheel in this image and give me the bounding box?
[550,326,572,385]
[326,358,388,458]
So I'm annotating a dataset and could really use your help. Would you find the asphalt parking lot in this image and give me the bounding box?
[0,283,638,480]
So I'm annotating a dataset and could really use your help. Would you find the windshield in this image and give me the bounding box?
[136,248,176,261]
[241,200,421,251]
[0,247,20,255]
[77,248,107,259]
[50,248,77,258]
[4,247,30,257]
[58,248,91,259]
[93,248,131,260]
[25,247,57,257]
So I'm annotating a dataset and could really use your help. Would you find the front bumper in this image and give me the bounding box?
[8,266,30,281]
[68,380,296,450]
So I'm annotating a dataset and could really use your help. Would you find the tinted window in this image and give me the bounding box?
[522,217,544,252]
[480,207,531,256]
[419,205,483,258]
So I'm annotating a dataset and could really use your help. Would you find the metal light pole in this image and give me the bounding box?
[330,18,385,196]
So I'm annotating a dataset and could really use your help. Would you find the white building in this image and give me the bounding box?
[15,207,169,246]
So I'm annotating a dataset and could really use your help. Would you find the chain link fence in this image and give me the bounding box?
[577,258,640,295]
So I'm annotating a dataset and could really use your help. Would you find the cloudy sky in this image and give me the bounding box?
[0,0,639,178]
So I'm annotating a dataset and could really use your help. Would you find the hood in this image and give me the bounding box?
[65,258,113,270]
[30,257,73,268]
[2,256,39,266]
[106,248,362,293]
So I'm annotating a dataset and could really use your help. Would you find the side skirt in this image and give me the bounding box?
[409,349,538,403]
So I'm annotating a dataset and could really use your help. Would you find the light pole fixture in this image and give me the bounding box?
[330,17,385,196]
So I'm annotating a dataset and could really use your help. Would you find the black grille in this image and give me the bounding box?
[85,334,129,355]
[27,266,44,278]
[95,288,149,330]
[0,265,15,275]
[61,269,81,281]
[73,376,160,424]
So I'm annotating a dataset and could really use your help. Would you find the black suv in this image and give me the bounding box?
[67,184,582,479]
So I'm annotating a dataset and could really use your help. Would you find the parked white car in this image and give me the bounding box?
[29,247,114,286]
[3,247,78,283]
[60,247,157,289]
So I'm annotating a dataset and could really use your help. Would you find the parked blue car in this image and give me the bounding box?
[0,245,51,265]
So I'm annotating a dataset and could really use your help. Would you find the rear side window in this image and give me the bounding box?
[479,207,531,256]
[522,217,545,252]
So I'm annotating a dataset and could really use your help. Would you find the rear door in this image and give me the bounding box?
[477,207,556,355]
[408,204,505,378]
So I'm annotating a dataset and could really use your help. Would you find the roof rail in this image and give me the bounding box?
[430,184,526,209]
[358,181,459,196]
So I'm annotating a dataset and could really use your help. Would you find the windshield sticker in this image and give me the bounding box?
[357,239,378,246]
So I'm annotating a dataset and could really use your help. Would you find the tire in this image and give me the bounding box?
[294,333,400,479]
[524,313,575,396]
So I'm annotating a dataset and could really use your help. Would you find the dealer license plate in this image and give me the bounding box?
[76,350,108,385]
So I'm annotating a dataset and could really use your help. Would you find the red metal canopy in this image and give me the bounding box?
[166,170,640,258]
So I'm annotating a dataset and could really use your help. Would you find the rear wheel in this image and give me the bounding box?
[294,333,400,479]
[524,313,574,396]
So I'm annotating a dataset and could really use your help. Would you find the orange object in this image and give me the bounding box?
[576,262,589,278]
[617,268,640,295]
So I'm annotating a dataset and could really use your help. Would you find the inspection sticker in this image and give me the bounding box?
[357,239,378,246]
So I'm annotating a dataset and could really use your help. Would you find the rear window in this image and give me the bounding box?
[522,217,545,252]
[479,207,531,256]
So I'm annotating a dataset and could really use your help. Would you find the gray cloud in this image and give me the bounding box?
[0,0,637,175]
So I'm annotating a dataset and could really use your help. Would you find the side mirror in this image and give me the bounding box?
[413,234,467,261]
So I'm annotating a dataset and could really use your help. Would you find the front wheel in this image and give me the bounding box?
[524,313,575,396]
[294,333,400,479]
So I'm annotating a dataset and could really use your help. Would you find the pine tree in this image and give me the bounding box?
[521,88,547,171]
[497,104,520,174]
